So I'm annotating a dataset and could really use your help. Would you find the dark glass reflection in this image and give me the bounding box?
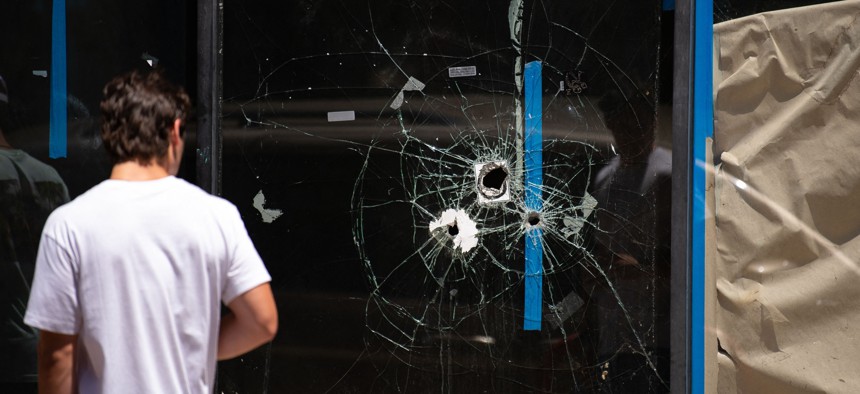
[222,0,669,392]
[0,73,69,389]
[0,1,194,391]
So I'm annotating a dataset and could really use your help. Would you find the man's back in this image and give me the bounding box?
[24,69,276,393]
[26,176,269,393]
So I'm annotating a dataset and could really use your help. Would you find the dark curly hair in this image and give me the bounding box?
[99,69,190,165]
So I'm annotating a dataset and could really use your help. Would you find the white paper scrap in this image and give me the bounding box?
[141,52,159,67]
[327,111,356,122]
[390,76,426,110]
[253,190,283,224]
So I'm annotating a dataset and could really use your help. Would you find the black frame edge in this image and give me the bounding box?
[671,0,693,392]
[196,0,223,195]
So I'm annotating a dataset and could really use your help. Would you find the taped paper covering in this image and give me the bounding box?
[711,2,860,392]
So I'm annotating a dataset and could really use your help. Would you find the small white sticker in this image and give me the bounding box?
[448,66,477,78]
[390,76,426,110]
[141,52,159,67]
[32,70,48,78]
[253,190,283,224]
[327,111,355,122]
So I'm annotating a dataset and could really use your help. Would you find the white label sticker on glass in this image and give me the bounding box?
[448,66,477,78]
[327,111,355,122]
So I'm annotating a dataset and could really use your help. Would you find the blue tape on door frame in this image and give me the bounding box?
[663,0,676,11]
[523,60,543,331]
[50,0,68,159]
[692,0,714,392]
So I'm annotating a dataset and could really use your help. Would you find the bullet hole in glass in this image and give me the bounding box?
[477,162,510,200]
[527,211,541,227]
[482,167,507,190]
[448,222,459,236]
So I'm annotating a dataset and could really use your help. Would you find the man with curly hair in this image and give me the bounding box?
[24,70,277,393]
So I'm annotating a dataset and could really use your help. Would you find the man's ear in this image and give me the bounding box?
[169,118,183,145]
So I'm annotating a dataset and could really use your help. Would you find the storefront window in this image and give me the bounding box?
[221,0,671,392]
[2,1,688,392]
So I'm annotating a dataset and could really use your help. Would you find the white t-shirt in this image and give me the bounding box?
[24,176,271,394]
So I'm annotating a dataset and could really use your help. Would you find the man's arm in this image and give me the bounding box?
[218,283,278,360]
[38,331,77,394]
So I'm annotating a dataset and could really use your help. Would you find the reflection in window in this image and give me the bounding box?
[0,72,69,387]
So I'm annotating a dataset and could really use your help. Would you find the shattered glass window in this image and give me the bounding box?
[220,0,671,392]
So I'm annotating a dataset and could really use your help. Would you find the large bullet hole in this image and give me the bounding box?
[429,209,479,253]
[477,162,510,200]
[482,167,507,190]
[527,211,541,227]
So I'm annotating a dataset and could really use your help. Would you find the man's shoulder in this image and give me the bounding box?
[166,177,240,214]
[49,177,240,224]
[0,149,65,184]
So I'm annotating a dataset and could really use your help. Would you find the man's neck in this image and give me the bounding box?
[110,160,170,181]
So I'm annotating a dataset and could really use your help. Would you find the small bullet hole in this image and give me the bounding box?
[448,222,459,236]
[527,212,540,226]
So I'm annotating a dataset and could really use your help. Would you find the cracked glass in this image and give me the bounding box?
[221,1,672,392]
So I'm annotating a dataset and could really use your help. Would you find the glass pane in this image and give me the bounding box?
[222,0,670,392]
[0,1,194,391]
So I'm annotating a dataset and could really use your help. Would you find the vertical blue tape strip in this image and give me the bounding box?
[692,0,713,392]
[50,0,68,159]
[523,61,543,331]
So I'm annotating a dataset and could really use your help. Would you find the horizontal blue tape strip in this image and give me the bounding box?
[50,0,67,159]
[523,60,543,331]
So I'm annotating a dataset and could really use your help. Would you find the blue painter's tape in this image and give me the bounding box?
[663,0,676,11]
[50,0,68,159]
[523,60,543,331]
[692,0,713,392]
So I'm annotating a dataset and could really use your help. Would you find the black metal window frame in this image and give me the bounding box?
[671,1,694,393]
[196,0,222,196]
